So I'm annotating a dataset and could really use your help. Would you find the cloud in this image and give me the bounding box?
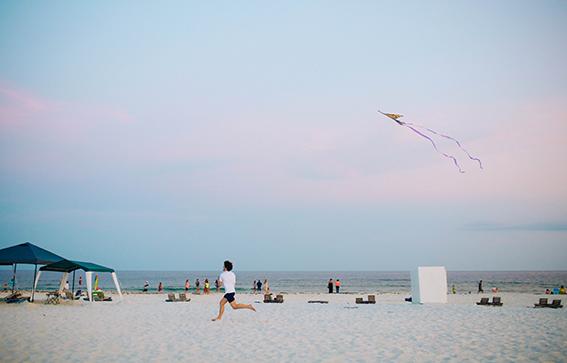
[463,222,567,231]
[0,81,134,126]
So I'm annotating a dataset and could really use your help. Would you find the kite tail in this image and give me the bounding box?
[405,125,465,173]
[405,122,483,169]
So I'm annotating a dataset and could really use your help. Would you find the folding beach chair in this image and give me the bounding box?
[45,291,60,305]
[476,297,489,306]
[355,297,364,304]
[550,300,563,309]
[534,298,548,308]
[275,294,284,303]
[165,293,176,302]
[368,295,376,304]
[178,293,191,302]
[491,297,503,306]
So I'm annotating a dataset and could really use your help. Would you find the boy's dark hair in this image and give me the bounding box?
[224,260,233,271]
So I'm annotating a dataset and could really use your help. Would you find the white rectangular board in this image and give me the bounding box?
[411,266,448,304]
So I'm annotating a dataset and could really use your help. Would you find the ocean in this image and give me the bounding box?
[1,270,566,294]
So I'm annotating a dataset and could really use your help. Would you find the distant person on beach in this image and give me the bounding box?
[215,279,220,292]
[560,285,566,294]
[263,279,269,293]
[196,279,200,293]
[3,282,8,291]
[212,260,256,321]
[257,280,262,292]
[185,279,190,292]
[328,279,334,294]
[335,279,341,293]
[452,285,456,294]
[253,280,257,293]
[78,276,82,287]
[143,281,149,292]
[204,279,210,294]
[478,280,483,293]
[64,281,70,291]
[158,282,163,293]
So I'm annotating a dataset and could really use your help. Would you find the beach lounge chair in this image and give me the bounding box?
[534,298,549,308]
[178,293,191,302]
[5,291,30,304]
[165,293,176,302]
[308,300,329,304]
[491,297,503,306]
[356,295,376,304]
[64,291,79,301]
[476,297,489,306]
[92,291,112,302]
[2,291,22,302]
[550,299,563,309]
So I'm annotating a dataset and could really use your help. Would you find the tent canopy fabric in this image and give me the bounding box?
[0,242,64,265]
[40,259,114,273]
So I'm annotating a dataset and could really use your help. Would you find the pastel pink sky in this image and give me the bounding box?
[1,1,566,270]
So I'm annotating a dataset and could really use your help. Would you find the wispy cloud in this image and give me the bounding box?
[0,81,134,125]
[463,222,567,231]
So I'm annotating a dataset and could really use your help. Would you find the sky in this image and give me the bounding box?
[1,1,566,271]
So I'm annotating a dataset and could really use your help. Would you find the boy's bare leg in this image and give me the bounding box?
[212,298,228,321]
[230,301,256,312]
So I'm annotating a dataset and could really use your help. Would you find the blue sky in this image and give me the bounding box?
[1,1,566,270]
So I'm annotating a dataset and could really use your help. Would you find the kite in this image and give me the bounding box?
[379,110,483,173]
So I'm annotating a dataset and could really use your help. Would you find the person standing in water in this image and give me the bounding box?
[256,279,262,293]
[263,279,269,294]
[195,278,200,294]
[212,260,256,321]
[335,279,341,293]
[478,280,483,293]
[253,280,257,293]
[185,279,190,293]
[328,279,334,294]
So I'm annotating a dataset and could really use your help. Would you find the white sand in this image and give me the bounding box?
[1,291,566,362]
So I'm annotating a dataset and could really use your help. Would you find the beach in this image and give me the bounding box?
[1,292,566,362]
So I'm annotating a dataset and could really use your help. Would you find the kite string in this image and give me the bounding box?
[404,125,465,173]
[404,122,483,169]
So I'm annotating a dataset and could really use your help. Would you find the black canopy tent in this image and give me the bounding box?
[0,242,65,301]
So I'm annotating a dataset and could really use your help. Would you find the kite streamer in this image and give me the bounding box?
[379,111,482,173]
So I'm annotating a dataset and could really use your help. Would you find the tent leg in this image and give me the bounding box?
[33,271,42,295]
[111,272,123,300]
[58,272,68,294]
[86,271,93,302]
[31,264,38,302]
[72,270,76,295]
[11,264,17,293]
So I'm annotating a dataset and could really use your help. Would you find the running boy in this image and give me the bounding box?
[212,260,256,321]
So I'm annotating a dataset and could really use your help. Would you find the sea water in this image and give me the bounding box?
[1,269,566,294]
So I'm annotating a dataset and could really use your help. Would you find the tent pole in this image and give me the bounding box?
[72,270,76,294]
[31,264,38,302]
[11,264,17,293]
